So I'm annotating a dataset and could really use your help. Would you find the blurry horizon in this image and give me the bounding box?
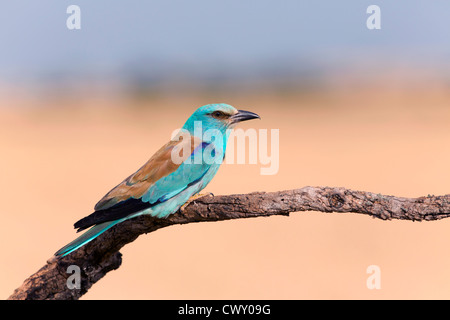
[1,1,450,97]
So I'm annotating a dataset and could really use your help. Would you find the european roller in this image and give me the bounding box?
[55,103,260,257]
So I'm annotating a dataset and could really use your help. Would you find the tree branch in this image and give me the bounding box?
[8,186,450,300]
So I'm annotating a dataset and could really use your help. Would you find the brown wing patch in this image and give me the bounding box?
[94,134,202,211]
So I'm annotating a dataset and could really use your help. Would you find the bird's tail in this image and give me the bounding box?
[54,218,126,257]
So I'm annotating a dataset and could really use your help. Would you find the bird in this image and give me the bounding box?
[55,103,260,257]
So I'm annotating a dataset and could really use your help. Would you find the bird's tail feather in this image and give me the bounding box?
[54,218,125,257]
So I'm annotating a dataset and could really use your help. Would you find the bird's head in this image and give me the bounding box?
[182,103,260,136]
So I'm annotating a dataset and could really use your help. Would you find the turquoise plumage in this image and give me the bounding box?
[55,103,260,257]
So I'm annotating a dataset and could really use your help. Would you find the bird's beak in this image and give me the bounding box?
[230,110,261,124]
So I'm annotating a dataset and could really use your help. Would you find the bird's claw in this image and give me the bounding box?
[180,192,214,212]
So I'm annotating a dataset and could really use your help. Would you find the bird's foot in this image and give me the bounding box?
[180,192,214,212]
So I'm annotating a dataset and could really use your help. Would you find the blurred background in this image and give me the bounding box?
[2,0,450,299]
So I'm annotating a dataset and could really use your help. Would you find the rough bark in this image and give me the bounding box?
[8,186,450,300]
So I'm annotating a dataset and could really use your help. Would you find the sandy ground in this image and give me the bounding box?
[1,83,450,299]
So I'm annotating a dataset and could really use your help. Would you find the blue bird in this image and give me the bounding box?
[55,103,260,257]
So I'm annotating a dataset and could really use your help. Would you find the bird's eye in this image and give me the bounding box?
[211,111,225,118]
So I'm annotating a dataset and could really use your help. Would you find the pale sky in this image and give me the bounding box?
[0,0,449,84]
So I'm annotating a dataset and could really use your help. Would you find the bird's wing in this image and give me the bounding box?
[94,136,201,211]
[73,135,212,231]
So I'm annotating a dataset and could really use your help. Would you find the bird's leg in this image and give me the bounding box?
[180,192,214,212]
